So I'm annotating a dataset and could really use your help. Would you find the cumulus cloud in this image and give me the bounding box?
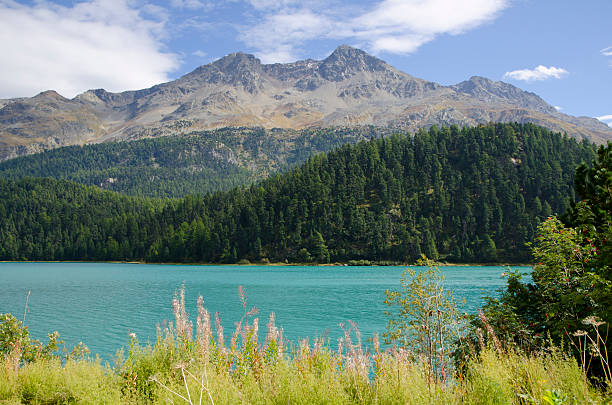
[0,0,179,99]
[241,0,509,62]
[597,115,612,127]
[503,65,569,82]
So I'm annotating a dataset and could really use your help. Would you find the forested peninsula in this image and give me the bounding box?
[0,123,596,264]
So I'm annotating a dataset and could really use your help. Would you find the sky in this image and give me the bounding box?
[0,0,610,126]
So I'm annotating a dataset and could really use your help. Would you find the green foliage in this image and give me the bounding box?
[468,142,612,383]
[0,123,597,264]
[467,348,601,405]
[541,388,568,405]
[383,257,464,385]
[530,218,601,337]
[0,313,61,364]
[5,359,122,404]
[565,142,612,288]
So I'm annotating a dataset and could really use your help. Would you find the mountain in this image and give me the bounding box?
[0,123,597,263]
[1,45,610,161]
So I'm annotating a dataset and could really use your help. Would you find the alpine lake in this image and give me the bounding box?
[0,262,530,359]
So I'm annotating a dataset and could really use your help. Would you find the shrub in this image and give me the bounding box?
[0,313,61,367]
[383,257,465,386]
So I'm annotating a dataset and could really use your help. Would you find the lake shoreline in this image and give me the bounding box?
[0,259,533,267]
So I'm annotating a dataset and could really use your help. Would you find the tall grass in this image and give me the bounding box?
[1,286,609,404]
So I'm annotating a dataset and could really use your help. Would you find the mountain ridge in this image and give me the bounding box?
[1,45,610,161]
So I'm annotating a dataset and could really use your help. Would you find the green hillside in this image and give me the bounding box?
[0,126,387,197]
[0,123,596,263]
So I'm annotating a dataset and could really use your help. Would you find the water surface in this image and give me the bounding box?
[0,262,529,358]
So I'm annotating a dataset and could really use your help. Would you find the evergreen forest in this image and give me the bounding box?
[0,126,387,197]
[0,123,597,264]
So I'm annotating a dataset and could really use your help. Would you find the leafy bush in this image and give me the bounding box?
[466,142,612,385]
[0,313,61,366]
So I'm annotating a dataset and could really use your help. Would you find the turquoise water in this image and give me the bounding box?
[0,262,529,359]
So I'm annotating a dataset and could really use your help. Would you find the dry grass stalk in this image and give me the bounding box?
[230,322,241,354]
[214,312,225,350]
[338,321,370,378]
[173,285,193,341]
[264,312,278,348]
[196,295,212,360]
[251,317,259,348]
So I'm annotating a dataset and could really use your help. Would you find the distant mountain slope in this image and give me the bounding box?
[1,45,610,161]
[0,123,597,263]
[0,126,388,197]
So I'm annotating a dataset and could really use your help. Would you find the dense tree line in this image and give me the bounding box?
[466,141,611,380]
[0,127,387,198]
[0,123,596,263]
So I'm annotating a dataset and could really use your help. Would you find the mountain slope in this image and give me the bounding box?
[1,45,610,161]
[0,123,597,263]
[0,126,388,197]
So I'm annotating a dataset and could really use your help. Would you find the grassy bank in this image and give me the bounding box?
[2,345,605,404]
[1,287,608,405]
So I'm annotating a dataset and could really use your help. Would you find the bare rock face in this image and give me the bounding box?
[452,76,556,114]
[1,45,611,161]
[0,91,105,160]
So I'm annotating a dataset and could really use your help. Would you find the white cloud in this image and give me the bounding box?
[0,0,179,98]
[554,106,562,111]
[503,65,569,82]
[241,0,509,62]
[351,0,507,51]
[597,115,612,127]
[240,10,333,63]
[192,50,207,57]
[170,0,213,10]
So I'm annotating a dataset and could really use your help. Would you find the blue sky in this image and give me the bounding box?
[0,0,610,125]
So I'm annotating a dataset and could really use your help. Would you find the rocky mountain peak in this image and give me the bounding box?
[453,76,556,114]
[183,52,264,93]
[33,90,67,101]
[76,89,110,103]
[319,45,390,81]
[453,76,496,96]
[212,52,262,72]
[327,44,366,58]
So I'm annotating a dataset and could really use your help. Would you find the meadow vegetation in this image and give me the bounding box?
[1,280,609,404]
